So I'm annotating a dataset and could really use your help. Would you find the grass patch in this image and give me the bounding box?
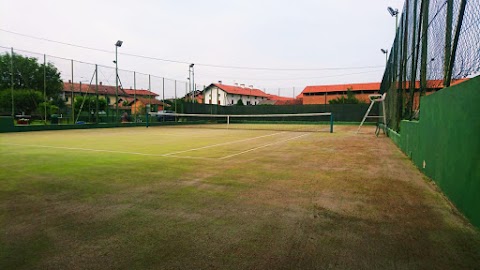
[1,125,479,269]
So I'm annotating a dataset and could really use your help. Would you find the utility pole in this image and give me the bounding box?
[10,48,14,117]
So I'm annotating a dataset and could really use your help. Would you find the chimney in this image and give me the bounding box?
[218,80,222,84]
[249,85,253,89]
[240,84,245,88]
[99,81,102,85]
[234,83,238,86]
[68,79,71,84]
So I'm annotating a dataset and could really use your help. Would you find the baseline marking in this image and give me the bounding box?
[0,143,217,161]
[219,133,310,160]
[1,132,307,161]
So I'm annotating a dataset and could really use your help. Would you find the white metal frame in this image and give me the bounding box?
[356,93,387,134]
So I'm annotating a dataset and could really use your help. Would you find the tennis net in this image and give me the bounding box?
[150,112,334,132]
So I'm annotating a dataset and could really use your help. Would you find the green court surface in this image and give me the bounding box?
[1,125,479,269]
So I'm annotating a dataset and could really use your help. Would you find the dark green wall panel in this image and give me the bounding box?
[394,76,480,227]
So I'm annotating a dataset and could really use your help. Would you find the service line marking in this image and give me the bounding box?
[219,133,310,160]
[161,131,287,156]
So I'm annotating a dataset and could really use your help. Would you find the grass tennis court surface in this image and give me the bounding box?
[1,125,479,269]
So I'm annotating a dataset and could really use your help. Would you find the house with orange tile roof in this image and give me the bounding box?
[203,82,271,106]
[62,81,160,111]
[184,90,204,104]
[128,97,166,114]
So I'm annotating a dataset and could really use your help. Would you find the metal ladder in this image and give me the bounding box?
[356,93,387,135]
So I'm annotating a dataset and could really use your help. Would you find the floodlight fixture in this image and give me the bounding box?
[381,49,388,65]
[387,7,399,17]
[189,63,194,68]
[115,40,123,47]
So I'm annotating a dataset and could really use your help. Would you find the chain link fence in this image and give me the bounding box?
[0,45,195,125]
[380,0,480,131]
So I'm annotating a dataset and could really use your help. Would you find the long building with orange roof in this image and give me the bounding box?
[298,79,468,105]
[299,82,380,105]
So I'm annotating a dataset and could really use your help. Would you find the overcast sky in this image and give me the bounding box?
[0,0,405,97]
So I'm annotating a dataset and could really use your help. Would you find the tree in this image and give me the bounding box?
[163,98,184,112]
[0,52,65,116]
[236,99,244,106]
[38,101,59,117]
[74,96,107,116]
[0,89,43,114]
[0,52,63,98]
[329,88,364,104]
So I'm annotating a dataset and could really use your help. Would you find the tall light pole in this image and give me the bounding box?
[387,7,399,32]
[381,49,388,65]
[387,7,399,84]
[115,40,123,122]
[189,63,195,103]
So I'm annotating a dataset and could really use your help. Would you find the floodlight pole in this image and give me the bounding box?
[395,14,398,32]
[387,7,399,85]
[44,54,47,125]
[187,77,191,100]
[115,40,123,122]
[115,45,118,121]
[71,59,74,124]
[134,71,137,123]
[95,64,99,123]
[10,47,14,117]
[189,63,195,103]
[388,7,399,33]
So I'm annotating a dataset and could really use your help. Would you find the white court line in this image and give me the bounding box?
[1,131,305,161]
[219,133,310,160]
[0,143,217,161]
[162,131,286,156]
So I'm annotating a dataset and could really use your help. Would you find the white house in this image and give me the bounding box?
[203,82,270,106]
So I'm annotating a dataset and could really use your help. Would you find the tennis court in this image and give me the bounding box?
[1,124,479,269]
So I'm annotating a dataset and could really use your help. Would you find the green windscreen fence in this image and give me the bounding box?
[179,103,377,123]
[390,76,480,227]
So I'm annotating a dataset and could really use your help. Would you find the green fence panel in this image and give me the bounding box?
[181,103,377,123]
[0,116,15,132]
[393,76,480,227]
